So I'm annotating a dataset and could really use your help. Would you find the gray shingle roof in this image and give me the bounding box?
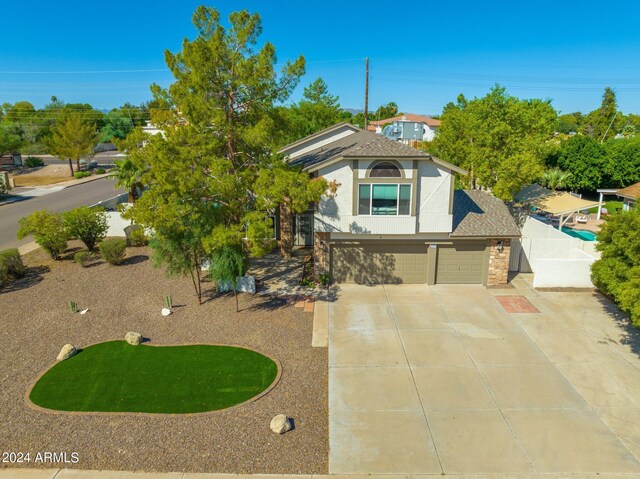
[451,190,521,238]
[290,130,429,169]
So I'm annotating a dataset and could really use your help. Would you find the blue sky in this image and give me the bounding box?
[1,0,640,115]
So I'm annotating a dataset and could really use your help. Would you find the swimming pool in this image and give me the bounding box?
[561,227,597,241]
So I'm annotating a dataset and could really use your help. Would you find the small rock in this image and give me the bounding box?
[161,308,172,316]
[125,332,142,345]
[270,414,293,434]
[56,344,77,361]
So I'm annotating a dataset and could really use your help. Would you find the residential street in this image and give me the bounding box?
[0,178,125,250]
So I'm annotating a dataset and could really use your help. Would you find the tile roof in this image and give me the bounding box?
[369,113,441,127]
[617,182,640,199]
[451,190,521,238]
[289,129,430,169]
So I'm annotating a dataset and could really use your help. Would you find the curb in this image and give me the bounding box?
[52,174,111,190]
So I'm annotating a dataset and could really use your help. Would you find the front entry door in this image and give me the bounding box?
[295,214,314,247]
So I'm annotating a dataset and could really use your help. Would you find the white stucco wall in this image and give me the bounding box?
[517,216,598,288]
[533,249,595,288]
[315,161,354,233]
[417,162,451,216]
[314,158,453,235]
[105,211,130,237]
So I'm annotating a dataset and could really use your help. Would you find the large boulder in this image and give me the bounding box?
[56,344,77,361]
[270,414,293,434]
[125,332,142,346]
[218,275,256,294]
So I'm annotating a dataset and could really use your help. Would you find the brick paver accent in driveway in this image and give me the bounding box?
[328,279,640,475]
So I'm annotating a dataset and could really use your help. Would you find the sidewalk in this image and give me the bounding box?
[1,468,637,479]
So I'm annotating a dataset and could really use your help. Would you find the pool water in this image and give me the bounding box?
[561,227,597,241]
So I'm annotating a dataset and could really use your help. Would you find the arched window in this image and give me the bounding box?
[369,161,401,178]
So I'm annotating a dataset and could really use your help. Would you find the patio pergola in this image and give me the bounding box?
[515,184,602,229]
[595,188,619,220]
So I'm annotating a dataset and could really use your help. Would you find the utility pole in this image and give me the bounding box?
[363,57,369,131]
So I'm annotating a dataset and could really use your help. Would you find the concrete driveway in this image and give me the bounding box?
[328,275,640,475]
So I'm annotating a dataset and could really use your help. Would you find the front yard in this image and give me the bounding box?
[0,245,327,473]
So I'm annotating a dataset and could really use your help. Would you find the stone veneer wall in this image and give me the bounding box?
[487,238,511,286]
[278,199,292,257]
[313,232,330,277]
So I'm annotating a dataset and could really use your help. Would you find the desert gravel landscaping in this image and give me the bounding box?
[0,244,327,474]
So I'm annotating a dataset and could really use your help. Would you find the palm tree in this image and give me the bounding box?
[542,168,572,192]
[108,158,146,202]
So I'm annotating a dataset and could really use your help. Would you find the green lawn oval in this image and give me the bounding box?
[29,341,279,414]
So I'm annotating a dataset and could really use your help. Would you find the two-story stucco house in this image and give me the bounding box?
[278,123,520,286]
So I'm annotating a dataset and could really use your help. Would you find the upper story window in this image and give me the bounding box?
[358,184,411,216]
[369,161,402,178]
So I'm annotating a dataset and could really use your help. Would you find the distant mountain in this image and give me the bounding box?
[343,108,363,115]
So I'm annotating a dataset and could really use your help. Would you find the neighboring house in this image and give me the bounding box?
[368,113,441,141]
[615,182,639,211]
[278,122,520,286]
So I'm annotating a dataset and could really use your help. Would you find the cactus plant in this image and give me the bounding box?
[69,301,78,313]
[164,295,173,309]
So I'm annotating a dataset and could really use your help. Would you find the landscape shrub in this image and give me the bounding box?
[73,250,93,268]
[95,167,106,174]
[99,238,127,265]
[24,156,45,168]
[126,225,148,246]
[17,210,68,259]
[74,171,91,179]
[0,249,26,287]
[591,208,640,325]
[63,206,108,252]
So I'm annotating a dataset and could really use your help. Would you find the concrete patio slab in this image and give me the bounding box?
[329,366,421,411]
[459,330,549,365]
[556,361,640,407]
[400,330,473,366]
[329,303,394,331]
[524,328,623,363]
[504,408,640,472]
[597,407,640,460]
[329,410,441,474]
[412,365,495,410]
[442,304,517,330]
[390,304,450,330]
[513,312,583,332]
[329,329,406,367]
[333,285,388,305]
[480,364,587,409]
[428,409,533,473]
[383,284,438,304]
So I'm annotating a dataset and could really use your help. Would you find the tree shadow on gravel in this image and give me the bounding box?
[245,295,290,312]
[0,265,50,295]
[121,255,149,266]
